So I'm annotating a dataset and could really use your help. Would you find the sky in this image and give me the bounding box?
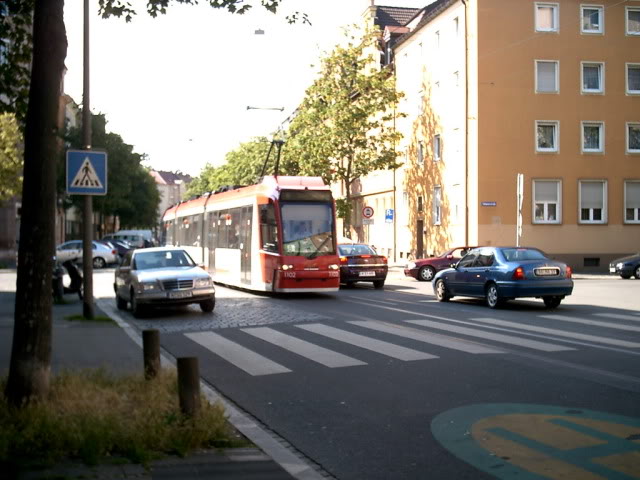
[63,0,429,177]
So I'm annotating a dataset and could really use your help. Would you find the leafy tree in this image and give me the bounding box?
[287,27,405,237]
[5,0,302,407]
[0,113,23,204]
[186,136,299,197]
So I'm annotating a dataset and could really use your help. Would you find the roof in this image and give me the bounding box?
[372,6,422,29]
[393,0,458,50]
[150,170,192,186]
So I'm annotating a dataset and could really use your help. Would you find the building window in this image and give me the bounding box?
[627,64,640,95]
[625,181,640,223]
[579,180,607,223]
[436,30,440,47]
[581,5,603,34]
[536,121,559,152]
[417,141,424,165]
[454,17,459,36]
[535,3,559,32]
[535,60,559,93]
[581,62,604,93]
[582,122,604,153]
[627,123,640,154]
[533,180,561,224]
[417,196,423,213]
[433,134,441,161]
[433,187,442,225]
[626,7,640,35]
[453,71,459,87]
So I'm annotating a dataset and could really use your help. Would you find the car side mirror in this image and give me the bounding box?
[451,262,459,269]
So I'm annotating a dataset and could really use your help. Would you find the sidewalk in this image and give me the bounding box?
[0,289,298,480]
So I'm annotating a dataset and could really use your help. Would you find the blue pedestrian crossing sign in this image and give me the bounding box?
[66,150,108,195]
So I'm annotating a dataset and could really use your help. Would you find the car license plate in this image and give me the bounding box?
[169,290,193,299]
[359,271,376,277]
[609,267,616,273]
[535,268,558,276]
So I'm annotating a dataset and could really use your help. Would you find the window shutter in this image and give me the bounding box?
[581,182,603,209]
[627,183,640,208]
[537,62,556,91]
[535,181,558,202]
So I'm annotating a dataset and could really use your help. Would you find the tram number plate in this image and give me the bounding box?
[169,291,193,299]
[359,271,376,277]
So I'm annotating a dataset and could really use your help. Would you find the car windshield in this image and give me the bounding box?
[501,248,547,261]
[134,250,194,270]
[338,245,376,256]
[281,202,336,258]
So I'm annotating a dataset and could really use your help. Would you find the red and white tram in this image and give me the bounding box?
[162,176,340,293]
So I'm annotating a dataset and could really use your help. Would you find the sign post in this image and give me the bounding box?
[516,173,524,247]
[362,206,374,244]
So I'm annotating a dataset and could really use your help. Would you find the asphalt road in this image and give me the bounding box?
[76,271,640,478]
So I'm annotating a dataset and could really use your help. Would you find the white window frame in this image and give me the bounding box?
[535,2,560,32]
[535,60,559,93]
[580,5,604,34]
[581,61,604,94]
[433,186,442,226]
[581,121,604,154]
[626,63,640,95]
[433,134,442,161]
[532,179,562,224]
[626,6,640,36]
[624,180,640,224]
[535,120,559,153]
[417,141,424,165]
[627,122,640,154]
[579,180,607,224]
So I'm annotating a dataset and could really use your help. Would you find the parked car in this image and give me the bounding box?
[609,253,640,279]
[114,247,215,317]
[404,246,476,281]
[55,240,118,269]
[99,238,133,260]
[337,243,388,289]
[103,232,146,249]
[432,246,573,309]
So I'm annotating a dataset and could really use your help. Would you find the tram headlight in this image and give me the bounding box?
[281,264,294,271]
[328,264,339,270]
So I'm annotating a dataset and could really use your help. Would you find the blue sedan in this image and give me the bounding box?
[432,247,573,309]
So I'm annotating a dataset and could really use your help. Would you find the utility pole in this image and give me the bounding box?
[516,173,524,247]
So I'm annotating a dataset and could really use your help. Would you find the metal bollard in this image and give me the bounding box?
[177,357,201,417]
[142,329,160,380]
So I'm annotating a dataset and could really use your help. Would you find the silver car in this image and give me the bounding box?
[56,240,118,269]
[114,247,215,317]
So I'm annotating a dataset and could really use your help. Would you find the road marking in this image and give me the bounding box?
[296,323,437,361]
[593,313,640,322]
[472,318,640,348]
[241,327,366,368]
[185,332,291,376]
[541,314,640,333]
[349,321,504,354]
[406,320,574,352]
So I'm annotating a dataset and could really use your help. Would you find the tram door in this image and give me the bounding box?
[240,206,253,284]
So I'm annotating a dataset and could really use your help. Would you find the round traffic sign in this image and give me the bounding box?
[362,206,374,218]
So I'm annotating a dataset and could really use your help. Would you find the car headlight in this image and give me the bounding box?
[407,262,416,269]
[195,277,212,287]
[140,282,158,291]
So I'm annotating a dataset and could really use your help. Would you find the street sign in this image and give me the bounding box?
[66,150,108,195]
[362,206,374,219]
[385,209,394,223]
[363,218,374,225]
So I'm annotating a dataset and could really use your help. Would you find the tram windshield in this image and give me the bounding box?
[281,202,336,258]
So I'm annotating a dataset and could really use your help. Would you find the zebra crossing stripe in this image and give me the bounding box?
[472,318,640,348]
[348,321,504,354]
[406,320,574,352]
[541,315,640,333]
[593,313,640,322]
[241,327,366,368]
[296,323,437,361]
[185,332,291,376]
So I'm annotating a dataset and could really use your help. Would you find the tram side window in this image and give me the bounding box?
[218,210,229,248]
[207,212,218,249]
[229,209,241,249]
[189,214,203,247]
[260,203,278,252]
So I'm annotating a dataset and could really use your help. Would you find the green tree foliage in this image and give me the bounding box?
[63,114,160,229]
[0,113,23,204]
[287,27,405,236]
[186,136,299,197]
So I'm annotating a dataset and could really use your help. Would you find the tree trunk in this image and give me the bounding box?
[5,0,67,406]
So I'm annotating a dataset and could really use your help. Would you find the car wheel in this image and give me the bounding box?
[418,266,435,282]
[621,274,631,279]
[485,283,502,309]
[130,290,144,318]
[435,279,450,302]
[93,256,106,269]
[116,294,127,310]
[200,298,215,313]
[373,280,385,289]
[634,266,640,279]
[543,296,562,309]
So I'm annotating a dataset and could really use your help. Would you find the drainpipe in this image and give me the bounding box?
[461,0,470,247]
